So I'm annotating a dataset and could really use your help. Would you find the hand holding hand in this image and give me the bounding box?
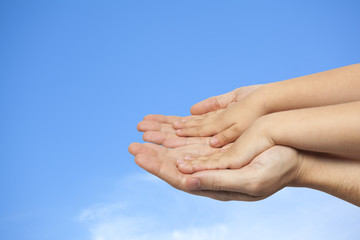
[129,142,303,201]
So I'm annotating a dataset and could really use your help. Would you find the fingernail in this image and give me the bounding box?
[210,137,218,146]
[174,122,180,127]
[176,129,182,134]
[184,155,191,160]
[181,119,187,122]
[188,178,201,190]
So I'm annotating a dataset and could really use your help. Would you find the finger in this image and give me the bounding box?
[172,115,204,129]
[173,109,224,129]
[134,147,258,201]
[142,142,186,160]
[142,130,211,148]
[190,85,264,115]
[175,143,220,156]
[185,130,274,173]
[190,91,236,115]
[185,168,260,195]
[142,142,170,156]
[137,121,176,134]
[133,144,189,190]
[128,142,144,156]
[210,125,242,147]
[164,135,210,148]
[177,152,226,174]
[219,143,233,152]
[174,110,228,137]
[175,124,217,137]
[131,143,258,201]
[143,114,191,124]
[143,131,175,145]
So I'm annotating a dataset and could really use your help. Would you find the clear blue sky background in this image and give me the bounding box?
[1,1,360,239]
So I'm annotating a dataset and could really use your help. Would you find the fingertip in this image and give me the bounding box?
[137,121,144,132]
[142,131,163,144]
[142,131,152,142]
[190,104,202,115]
[134,153,154,172]
[143,115,151,121]
[143,114,159,121]
[134,153,146,165]
[173,121,181,129]
[192,163,205,172]
[128,142,142,156]
[175,129,184,136]
[163,137,181,148]
[210,137,219,147]
[186,177,201,190]
[178,164,195,174]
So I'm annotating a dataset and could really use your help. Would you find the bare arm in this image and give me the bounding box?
[294,151,360,207]
[175,63,360,147]
[177,101,360,174]
[267,101,360,156]
[262,63,360,113]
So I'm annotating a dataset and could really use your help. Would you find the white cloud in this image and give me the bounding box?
[78,203,126,222]
[77,174,360,240]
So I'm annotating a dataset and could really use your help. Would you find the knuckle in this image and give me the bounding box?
[232,124,245,134]
[211,97,221,110]
[210,174,223,191]
[217,133,228,145]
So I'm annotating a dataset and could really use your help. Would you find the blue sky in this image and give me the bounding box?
[1,0,360,239]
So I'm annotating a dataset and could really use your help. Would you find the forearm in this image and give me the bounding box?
[255,63,360,113]
[293,151,360,207]
[265,101,360,156]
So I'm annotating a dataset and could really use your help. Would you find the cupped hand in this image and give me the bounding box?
[190,84,263,115]
[138,84,265,149]
[128,142,303,201]
[173,96,266,148]
[176,115,275,174]
[137,114,231,155]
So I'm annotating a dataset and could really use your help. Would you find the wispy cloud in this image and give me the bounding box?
[77,174,360,240]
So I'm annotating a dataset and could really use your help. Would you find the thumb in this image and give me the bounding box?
[186,168,254,193]
[210,126,242,147]
[190,91,235,115]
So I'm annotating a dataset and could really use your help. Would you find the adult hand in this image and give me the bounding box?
[137,114,233,155]
[128,142,302,201]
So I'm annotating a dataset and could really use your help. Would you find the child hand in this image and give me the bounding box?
[190,84,263,115]
[176,115,274,174]
[174,93,267,148]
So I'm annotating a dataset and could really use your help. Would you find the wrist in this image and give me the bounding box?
[251,83,280,115]
[290,151,360,206]
[289,150,314,188]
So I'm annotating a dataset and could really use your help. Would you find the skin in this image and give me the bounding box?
[128,142,360,206]
[129,142,302,201]
[133,64,360,206]
[173,63,360,148]
[177,101,360,174]
[137,84,263,150]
